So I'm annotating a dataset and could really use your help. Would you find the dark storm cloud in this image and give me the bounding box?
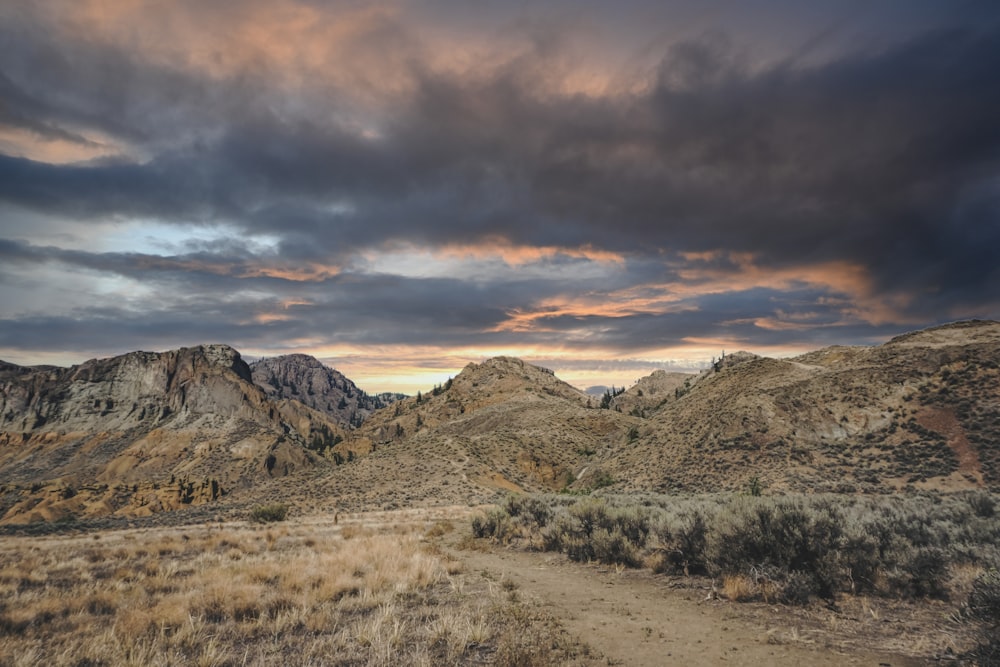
[0,239,579,349]
[3,16,998,288]
[508,285,898,351]
[1,1,998,373]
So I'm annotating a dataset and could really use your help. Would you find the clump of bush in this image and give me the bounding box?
[472,507,515,541]
[705,497,844,600]
[472,491,1000,605]
[249,503,289,523]
[541,499,648,566]
[965,567,1000,663]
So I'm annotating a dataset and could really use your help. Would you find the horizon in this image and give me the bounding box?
[2,1,998,394]
[3,317,988,395]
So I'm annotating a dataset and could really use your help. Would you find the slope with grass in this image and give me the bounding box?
[601,320,1000,494]
[294,356,639,512]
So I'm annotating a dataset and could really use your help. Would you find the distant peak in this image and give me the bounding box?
[458,357,558,382]
[251,353,327,369]
[711,350,760,372]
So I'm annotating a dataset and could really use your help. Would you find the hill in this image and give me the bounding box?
[2,320,999,524]
[599,320,1000,494]
[289,356,639,511]
[308,320,999,508]
[608,369,694,417]
[0,345,329,523]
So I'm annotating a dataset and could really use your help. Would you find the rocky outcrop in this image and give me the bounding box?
[250,354,395,427]
[0,345,322,523]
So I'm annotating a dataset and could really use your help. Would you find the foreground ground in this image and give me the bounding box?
[0,504,984,666]
[451,538,959,666]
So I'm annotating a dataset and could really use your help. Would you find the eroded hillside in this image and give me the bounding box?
[291,357,640,511]
[0,345,328,523]
[2,321,998,524]
[601,320,1000,494]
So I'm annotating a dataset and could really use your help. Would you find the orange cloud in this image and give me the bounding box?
[434,238,625,266]
[493,252,918,337]
[58,1,417,96]
[237,263,341,281]
[0,126,126,164]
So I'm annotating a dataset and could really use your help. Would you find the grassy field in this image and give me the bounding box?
[0,508,589,666]
[4,491,999,665]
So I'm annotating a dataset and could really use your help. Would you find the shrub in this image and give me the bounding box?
[540,514,574,552]
[705,498,844,600]
[568,498,610,539]
[469,491,1000,604]
[966,568,1000,662]
[591,527,640,566]
[966,490,997,519]
[838,530,881,593]
[899,547,950,599]
[611,506,650,546]
[532,498,652,566]
[590,469,616,490]
[249,503,288,523]
[652,511,709,575]
[504,495,552,528]
[472,508,516,542]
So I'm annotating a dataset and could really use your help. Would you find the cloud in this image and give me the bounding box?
[0,1,998,388]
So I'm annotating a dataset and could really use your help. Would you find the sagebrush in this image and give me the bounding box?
[473,490,1000,605]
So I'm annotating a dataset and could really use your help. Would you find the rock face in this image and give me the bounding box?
[249,354,393,427]
[0,345,321,523]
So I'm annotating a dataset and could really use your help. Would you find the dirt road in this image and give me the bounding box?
[452,544,930,667]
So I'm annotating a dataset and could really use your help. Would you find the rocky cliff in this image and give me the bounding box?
[0,345,320,523]
[250,354,393,427]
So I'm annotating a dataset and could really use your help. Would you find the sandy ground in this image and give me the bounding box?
[447,542,933,666]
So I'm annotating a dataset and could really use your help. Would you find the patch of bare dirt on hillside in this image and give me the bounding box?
[916,406,985,486]
[447,540,965,666]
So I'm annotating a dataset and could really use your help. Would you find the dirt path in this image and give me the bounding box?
[451,544,929,667]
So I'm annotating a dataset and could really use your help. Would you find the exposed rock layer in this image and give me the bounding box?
[0,345,320,523]
[250,354,397,427]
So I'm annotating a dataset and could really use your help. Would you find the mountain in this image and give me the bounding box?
[296,321,1000,511]
[296,356,639,510]
[600,320,1000,494]
[249,354,395,427]
[608,370,694,417]
[2,320,998,523]
[0,345,326,523]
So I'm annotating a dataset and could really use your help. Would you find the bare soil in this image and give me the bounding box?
[446,537,952,666]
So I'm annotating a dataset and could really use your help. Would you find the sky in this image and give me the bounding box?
[1,1,999,394]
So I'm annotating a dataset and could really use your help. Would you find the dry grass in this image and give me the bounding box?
[0,510,588,666]
[722,575,755,602]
